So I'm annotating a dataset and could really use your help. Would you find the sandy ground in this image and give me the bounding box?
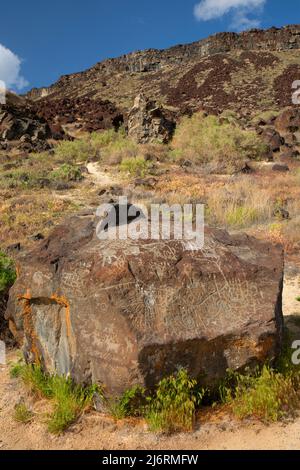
[0,349,300,450]
[86,162,119,186]
[0,264,300,451]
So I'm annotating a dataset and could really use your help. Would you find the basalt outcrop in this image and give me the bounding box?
[128,94,175,143]
[6,212,284,393]
[0,92,63,152]
[25,25,300,120]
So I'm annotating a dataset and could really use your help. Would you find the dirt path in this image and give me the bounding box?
[86,162,119,187]
[0,350,300,450]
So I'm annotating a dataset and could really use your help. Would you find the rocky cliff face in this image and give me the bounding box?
[22,25,300,133]
[28,25,300,100]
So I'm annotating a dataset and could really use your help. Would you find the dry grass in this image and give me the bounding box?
[206,176,274,229]
[154,168,300,250]
[0,191,79,247]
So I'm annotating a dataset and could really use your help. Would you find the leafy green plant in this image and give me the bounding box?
[14,403,33,424]
[50,163,83,182]
[110,385,146,419]
[146,369,204,433]
[0,251,16,293]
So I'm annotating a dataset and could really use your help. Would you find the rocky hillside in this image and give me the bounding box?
[1,25,299,148]
[26,25,300,125]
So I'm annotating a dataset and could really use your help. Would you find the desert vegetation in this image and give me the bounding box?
[170,112,269,172]
[10,361,101,434]
[8,335,300,435]
[0,251,16,293]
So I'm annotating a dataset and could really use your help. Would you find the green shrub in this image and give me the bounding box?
[54,139,92,163]
[146,369,204,433]
[50,163,83,182]
[90,127,126,149]
[221,366,299,422]
[0,169,38,189]
[10,362,102,434]
[120,157,151,177]
[0,251,16,293]
[14,403,33,424]
[110,385,146,419]
[171,112,268,171]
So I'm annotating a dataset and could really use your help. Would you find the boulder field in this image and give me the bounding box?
[6,212,284,393]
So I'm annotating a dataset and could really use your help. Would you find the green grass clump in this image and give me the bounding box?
[10,362,102,434]
[220,366,299,422]
[14,403,33,424]
[146,369,204,433]
[47,377,99,434]
[50,163,83,182]
[225,206,260,228]
[0,251,16,293]
[120,157,151,177]
[0,169,38,189]
[110,385,146,420]
[219,334,300,423]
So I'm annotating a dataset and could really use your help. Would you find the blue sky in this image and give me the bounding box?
[0,0,298,92]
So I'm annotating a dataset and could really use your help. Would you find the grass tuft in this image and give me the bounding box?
[220,366,299,422]
[10,362,102,434]
[14,403,33,424]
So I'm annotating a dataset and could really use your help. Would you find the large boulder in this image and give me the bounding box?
[260,127,284,152]
[128,94,175,144]
[6,213,284,394]
[275,108,300,143]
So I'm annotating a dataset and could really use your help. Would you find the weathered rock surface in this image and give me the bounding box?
[128,94,175,143]
[6,213,284,393]
[275,108,300,144]
[0,92,53,152]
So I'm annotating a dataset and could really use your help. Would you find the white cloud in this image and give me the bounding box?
[194,0,266,31]
[0,44,28,91]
